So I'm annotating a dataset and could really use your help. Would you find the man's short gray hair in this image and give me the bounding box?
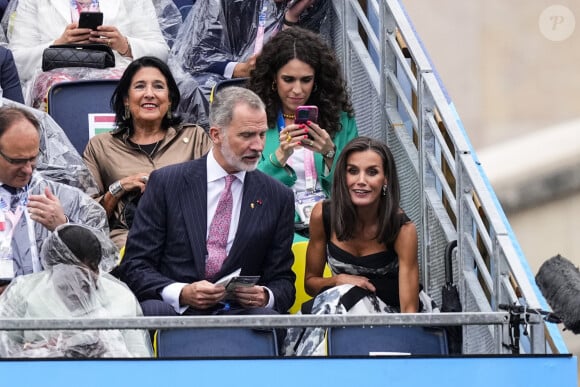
[209,86,266,130]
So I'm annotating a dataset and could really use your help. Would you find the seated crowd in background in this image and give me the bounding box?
[0,0,333,125]
[0,0,433,359]
[168,0,330,128]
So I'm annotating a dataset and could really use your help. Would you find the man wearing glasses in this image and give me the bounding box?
[0,106,108,294]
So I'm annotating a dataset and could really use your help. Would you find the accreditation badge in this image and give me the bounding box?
[295,190,325,225]
[0,210,14,281]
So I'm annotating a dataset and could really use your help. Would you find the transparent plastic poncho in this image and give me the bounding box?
[0,224,152,358]
[2,99,99,196]
[168,0,329,128]
[152,0,182,49]
[0,0,16,45]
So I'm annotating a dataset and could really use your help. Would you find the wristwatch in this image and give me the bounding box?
[323,147,336,159]
[108,180,125,198]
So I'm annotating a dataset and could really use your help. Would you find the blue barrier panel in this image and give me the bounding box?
[0,356,576,387]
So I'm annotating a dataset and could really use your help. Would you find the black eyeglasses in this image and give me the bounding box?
[0,148,42,166]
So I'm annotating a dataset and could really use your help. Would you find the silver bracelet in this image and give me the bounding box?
[108,180,125,198]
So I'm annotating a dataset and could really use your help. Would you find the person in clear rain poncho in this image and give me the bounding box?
[0,106,108,295]
[0,223,152,358]
[168,0,330,129]
[7,0,170,106]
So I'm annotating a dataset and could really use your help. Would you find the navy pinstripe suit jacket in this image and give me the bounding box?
[119,156,296,313]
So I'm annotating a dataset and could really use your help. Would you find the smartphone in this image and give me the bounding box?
[295,105,318,124]
[78,12,103,30]
[295,105,318,140]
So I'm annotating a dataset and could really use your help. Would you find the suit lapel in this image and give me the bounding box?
[180,159,208,277]
[220,171,265,274]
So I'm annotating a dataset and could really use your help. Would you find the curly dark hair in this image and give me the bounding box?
[111,56,182,134]
[247,27,354,138]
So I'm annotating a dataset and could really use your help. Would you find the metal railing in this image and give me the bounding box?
[0,313,513,331]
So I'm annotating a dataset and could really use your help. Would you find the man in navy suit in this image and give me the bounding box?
[0,47,25,104]
[119,86,296,316]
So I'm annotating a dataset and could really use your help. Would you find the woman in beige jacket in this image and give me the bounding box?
[83,56,212,248]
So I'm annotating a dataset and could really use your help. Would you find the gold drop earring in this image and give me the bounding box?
[123,104,131,120]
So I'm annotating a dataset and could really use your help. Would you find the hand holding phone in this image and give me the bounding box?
[78,12,103,30]
[295,105,318,140]
[295,105,318,124]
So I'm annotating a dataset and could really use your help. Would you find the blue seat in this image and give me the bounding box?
[327,326,449,356]
[47,79,118,155]
[172,0,194,8]
[209,77,249,104]
[156,328,278,358]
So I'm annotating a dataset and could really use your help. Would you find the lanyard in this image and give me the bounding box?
[0,184,40,273]
[71,0,99,9]
[24,205,41,273]
[277,111,317,191]
[0,184,28,239]
[254,3,268,55]
[21,182,41,273]
[0,205,22,264]
[0,206,24,242]
[302,148,315,191]
[277,110,286,132]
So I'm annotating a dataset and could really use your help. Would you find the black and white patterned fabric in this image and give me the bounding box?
[282,214,438,356]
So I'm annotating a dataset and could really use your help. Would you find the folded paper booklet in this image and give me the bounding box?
[215,268,260,298]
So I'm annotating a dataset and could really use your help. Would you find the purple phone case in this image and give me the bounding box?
[295,106,318,124]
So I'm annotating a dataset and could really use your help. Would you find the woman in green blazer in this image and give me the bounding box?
[248,27,358,235]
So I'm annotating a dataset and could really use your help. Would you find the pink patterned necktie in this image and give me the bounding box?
[205,174,236,279]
